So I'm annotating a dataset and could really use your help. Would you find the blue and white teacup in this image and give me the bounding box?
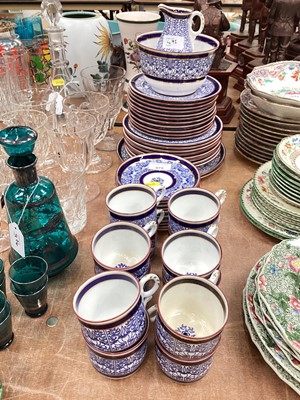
[161,230,222,283]
[86,314,150,379]
[149,275,228,360]
[168,188,226,235]
[73,270,160,353]
[106,183,166,254]
[92,221,157,280]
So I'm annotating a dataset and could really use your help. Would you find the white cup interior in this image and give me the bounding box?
[170,192,219,222]
[76,275,138,321]
[160,280,226,337]
[93,226,150,267]
[108,187,155,214]
[163,233,221,276]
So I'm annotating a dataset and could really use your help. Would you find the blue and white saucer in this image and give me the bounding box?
[116,153,200,200]
[129,73,221,103]
[117,140,226,179]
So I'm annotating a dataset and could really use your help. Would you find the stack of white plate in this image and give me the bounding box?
[235,89,300,164]
[118,73,226,178]
[240,135,300,241]
[243,239,300,396]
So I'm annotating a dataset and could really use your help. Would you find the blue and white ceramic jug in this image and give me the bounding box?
[156,4,204,52]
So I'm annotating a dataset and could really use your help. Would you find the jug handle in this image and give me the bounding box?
[189,11,205,38]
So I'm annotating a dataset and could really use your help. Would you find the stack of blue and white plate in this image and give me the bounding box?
[117,73,226,178]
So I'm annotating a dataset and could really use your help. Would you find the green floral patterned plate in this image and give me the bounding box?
[251,189,300,231]
[244,258,300,389]
[253,162,300,218]
[240,180,299,241]
[257,239,300,356]
[243,290,300,394]
[276,135,300,178]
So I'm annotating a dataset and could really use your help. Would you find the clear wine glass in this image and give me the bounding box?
[46,110,99,202]
[80,64,126,151]
[63,91,111,174]
[9,86,57,168]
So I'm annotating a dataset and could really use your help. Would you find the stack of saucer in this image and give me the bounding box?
[118,73,226,178]
[240,135,300,240]
[243,238,300,395]
[235,89,300,164]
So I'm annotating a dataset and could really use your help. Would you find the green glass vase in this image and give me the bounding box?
[0,126,78,276]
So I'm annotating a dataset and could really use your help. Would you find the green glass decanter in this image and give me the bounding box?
[0,125,78,276]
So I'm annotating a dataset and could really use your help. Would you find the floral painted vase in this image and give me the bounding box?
[116,11,160,88]
[59,11,112,88]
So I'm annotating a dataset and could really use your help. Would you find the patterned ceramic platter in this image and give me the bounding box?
[253,289,300,362]
[244,259,300,394]
[117,139,225,179]
[257,239,300,357]
[239,109,296,139]
[246,61,300,107]
[276,135,300,177]
[255,287,300,361]
[240,180,299,240]
[243,294,300,395]
[253,162,300,218]
[250,190,300,232]
[240,89,300,125]
[235,129,271,165]
[246,257,300,372]
[128,88,217,113]
[124,114,222,147]
[116,153,200,200]
[129,73,221,104]
[269,174,300,209]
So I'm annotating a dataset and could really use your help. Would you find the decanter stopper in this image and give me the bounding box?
[41,0,62,28]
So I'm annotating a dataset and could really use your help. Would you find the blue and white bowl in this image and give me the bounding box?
[87,315,149,379]
[136,31,219,96]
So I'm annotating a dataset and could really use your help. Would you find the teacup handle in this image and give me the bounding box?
[207,223,219,238]
[189,11,205,40]
[143,221,158,238]
[157,209,165,225]
[215,189,227,205]
[140,274,160,307]
[147,304,158,323]
[209,270,221,286]
[155,184,166,206]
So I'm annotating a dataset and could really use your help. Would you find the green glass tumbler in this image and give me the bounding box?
[8,256,48,294]
[0,260,5,295]
[0,290,14,349]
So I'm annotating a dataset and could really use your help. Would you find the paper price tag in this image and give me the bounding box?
[162,35,185,51]
[9,222,25,258]
[148,162,171,171]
